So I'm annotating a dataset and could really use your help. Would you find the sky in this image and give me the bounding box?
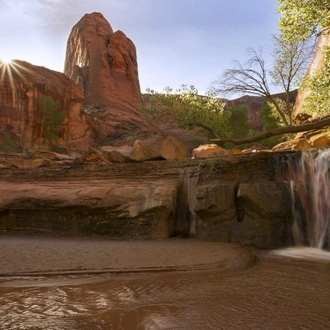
[0,0,280,96]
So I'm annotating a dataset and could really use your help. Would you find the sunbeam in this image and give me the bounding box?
[1,59,12,65]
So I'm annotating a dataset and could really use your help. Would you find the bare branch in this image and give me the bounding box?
[213,35,315,128]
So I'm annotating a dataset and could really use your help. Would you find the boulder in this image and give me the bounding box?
[309,132,330,148]
[32,150,75,161]
[130,136,187,162]
[192,144,226,158]
[273,138,312,151]
[0,60,95,150]
[11,158,50,169]
[160,136,187,160]
[84,147,109,164]
[101,145,133,163]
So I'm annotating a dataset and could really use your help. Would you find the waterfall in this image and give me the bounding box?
[291,148,330,249]
[290,180,303,246]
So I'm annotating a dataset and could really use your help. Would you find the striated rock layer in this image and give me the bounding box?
[0,153,296,249]
[0,60,95,150]
[64,13,153,139]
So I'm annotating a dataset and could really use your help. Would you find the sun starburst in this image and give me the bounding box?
[0,59,33,102]
[3,59,12,64]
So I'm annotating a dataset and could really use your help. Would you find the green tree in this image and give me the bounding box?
[227,105,250,139]
[278,1,330,118]
[223,104,253,149]
[140,84,231,139]
[259,101,285,147]
[278,0,330,42]
[261,101,279,132]
[302,47,330,117]
[38,96,66,147]
[213,34,314,126]
[0,131,22,153]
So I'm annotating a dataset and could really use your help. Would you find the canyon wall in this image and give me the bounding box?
[0,153,294,249]
[0,60,95,150]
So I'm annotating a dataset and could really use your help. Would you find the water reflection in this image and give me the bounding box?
[1,255,330,329]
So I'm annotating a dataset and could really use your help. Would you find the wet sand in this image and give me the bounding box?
[2,233,330,329]
[0,232,256,276]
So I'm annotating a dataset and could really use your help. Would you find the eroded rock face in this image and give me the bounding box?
[0,162,180,239]
[192,182,290,249]
[182,154,292,249]
[64,13,152,140]
[0,153,294,247]
[0,60,95,150]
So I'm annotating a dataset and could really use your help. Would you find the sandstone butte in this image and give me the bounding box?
[0,12,157,152]
[0,60,95,150]
[64,12,155,140]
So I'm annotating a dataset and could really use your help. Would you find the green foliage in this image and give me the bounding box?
[278,0,330,42]
[223,104,251,149]
[227,105,250,139]
[214,34,314,127]
[302,46,330,117]
[38,96,66,146]
[140,84,231,138]
[0,131,22,153]
[278,1,330,118]
[265,97,293,127]
[259,101,286,148]
[270,34,315,92]
[261,102,280,131]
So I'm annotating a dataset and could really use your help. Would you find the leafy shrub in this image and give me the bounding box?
[38,96,66,147]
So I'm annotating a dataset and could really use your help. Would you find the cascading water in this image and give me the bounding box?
[272,148,330,261]
[291,148,330,249]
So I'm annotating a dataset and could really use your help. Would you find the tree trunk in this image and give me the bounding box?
[211,117,330,145]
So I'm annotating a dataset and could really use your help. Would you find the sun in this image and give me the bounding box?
[1,58,12,65]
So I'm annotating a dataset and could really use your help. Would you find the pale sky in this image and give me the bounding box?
[0,0,280,95]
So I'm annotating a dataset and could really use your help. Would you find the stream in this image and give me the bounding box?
[1,252,330,330]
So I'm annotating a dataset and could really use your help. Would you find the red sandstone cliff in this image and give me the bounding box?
[225,90,298,131]
[294,33,330,115]
[64,13,154,140]
[0,60,95,150]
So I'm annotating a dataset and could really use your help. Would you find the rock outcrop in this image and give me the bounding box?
[64,13,154,140]
[0,60,95,150]
[272,129,330,151]
[100,135,187,163]
[0,152,295,248]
